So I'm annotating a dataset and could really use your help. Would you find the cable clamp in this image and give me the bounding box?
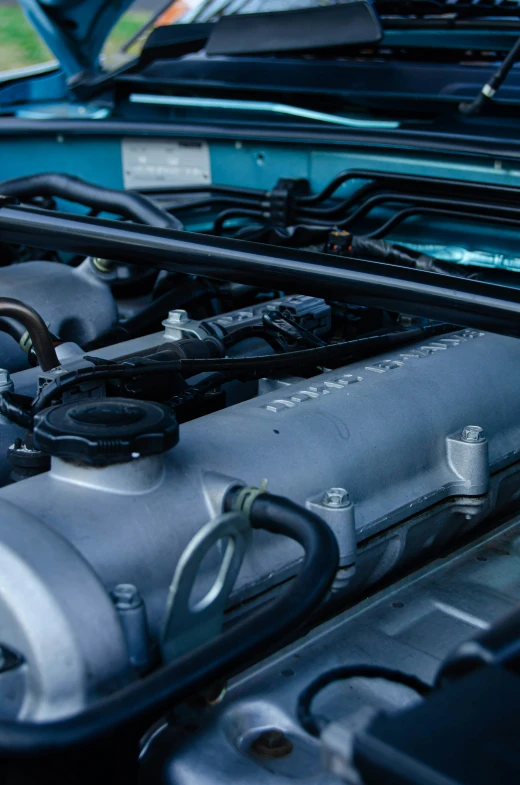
[264,178,309,226]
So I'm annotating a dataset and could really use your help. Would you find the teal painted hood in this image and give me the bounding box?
[19,0,136,78]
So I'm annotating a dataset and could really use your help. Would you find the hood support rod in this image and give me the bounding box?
[0,203,519,337]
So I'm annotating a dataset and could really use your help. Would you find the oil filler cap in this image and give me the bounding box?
[33,398,179,466]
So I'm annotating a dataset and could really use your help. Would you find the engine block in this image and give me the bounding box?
[0,322,519,720]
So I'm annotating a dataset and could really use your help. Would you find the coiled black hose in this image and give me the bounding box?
[0,492,338,756]
[297,665,433,737]
[0,298,58,371]
[0,173,183,230]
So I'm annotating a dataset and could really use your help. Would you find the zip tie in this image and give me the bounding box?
[232,479,269,518]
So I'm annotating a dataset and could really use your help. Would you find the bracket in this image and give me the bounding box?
[161,511,250,662]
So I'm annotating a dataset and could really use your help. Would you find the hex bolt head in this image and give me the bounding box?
[322,487,350,508]
[91,257,114,274]
[0,369,14,394]
[111,583,142,611]
[461,425,486,443]
[167,309,189,324]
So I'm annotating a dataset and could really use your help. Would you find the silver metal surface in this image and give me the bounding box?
[0,369,14,394]
[162,512,250,662]
[0,307,519,720]
[445,427,489,496]
[307,490,356,568]
[111,584,152,674]
[0,326,517,716]
[144,514,520,785]
[0,503,133,721]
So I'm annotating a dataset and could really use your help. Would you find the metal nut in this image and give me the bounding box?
[461,425,486,443]
[322,487,350,508]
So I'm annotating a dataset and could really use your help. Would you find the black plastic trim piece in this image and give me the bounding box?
[206,3,382,56]
[3,118,520,162]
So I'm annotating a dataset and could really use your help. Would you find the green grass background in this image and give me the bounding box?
[0,6,148,71]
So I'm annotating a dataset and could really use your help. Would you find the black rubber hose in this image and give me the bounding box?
[142,183,266,198]
[0,316,25,344]
[0,298,58,371]
[297,665,433,737]
[0,173,183,230]
[213,208,267,235]
[298,181,379,218]
[299,191,520,230]
[0,492,338,756]
[296,168,520,208]
[364,206,520,241]
[166,196,263,213]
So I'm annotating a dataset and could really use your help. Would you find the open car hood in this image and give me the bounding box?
[19,0,136,79]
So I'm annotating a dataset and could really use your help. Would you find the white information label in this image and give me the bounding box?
[122,138,211,189]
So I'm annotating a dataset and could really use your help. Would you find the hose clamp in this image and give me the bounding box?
[232,479,269,518]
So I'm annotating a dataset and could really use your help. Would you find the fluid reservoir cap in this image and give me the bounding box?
[33,398,179,466]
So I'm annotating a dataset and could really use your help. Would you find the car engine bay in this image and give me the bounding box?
[0,144,520,784]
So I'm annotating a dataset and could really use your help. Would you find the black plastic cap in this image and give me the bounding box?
[33,398,179,466]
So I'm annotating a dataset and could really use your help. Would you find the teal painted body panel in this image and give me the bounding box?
[1,130,520,269]
[2,133,520,194]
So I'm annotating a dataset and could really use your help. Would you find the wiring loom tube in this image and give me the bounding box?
[0,492,338,756]
[0,173,183,230]
[0,205,520,337]
[30,324,450,415]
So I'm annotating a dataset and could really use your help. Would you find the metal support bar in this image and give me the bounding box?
[1,205,520,336]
